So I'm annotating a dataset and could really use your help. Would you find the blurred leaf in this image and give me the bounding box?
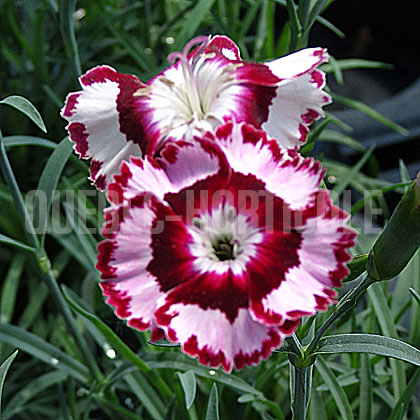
[3,135,57,149]
[33,138,73,247]
[0,140,40,250]
[332,92,409,135]
[359,354,372,420]
[322,58,393,72]
[177,370,196,409]
[0,323,89,383]
[410,287,420,306]
[173,0,217,51]
[388,368,420,420]
[368,175,420,281]
[332,145,375,197]
[318,129,365,152]
[0,96,47,133]
[0,254,26,335]
[61,285,150,373]
[0,350,18,417]
[205,383,220,420]
[59,0,81,75]
[2,370,68,420]
[0,234,35,253]
[399,159,411,192]
[143,352,263,397]
[124,372,165,420]
[315,357,354,420]
[367,285,407,398]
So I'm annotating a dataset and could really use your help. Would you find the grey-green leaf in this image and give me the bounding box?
[315,334,420,366]
[0,233,36,253]
[33,138,73,246]
[0,96,47,132]
[0,350,18,416]
[205,383,220,420]
[315,357,355,420]
[61,285,150,373]
[177,370,196,409]
[409,287,420,306]
[0,323,89,382]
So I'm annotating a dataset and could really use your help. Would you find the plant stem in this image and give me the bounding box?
[292,366,309,420]
[286,333,305,359]
[306,275,375,355]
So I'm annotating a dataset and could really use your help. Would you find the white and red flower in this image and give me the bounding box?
[61,35,331,190]
[97,121,355,372]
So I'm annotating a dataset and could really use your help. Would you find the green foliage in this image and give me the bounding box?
[0,1,419,419]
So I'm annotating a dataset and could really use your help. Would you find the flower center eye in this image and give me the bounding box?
[212,235,242,261]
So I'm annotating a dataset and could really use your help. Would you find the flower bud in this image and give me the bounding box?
[368,172,420,281]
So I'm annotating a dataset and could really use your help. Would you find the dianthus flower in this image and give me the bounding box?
[97,121,355,372]
[61,35,330,190]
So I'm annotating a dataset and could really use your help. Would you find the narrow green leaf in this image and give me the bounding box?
[332,92,409,135]
[1,254,25,326]
[0,140,40,250]
[124,372,165,420]
[143,352,263,397]
[59,0,82,75]
[177,370,197,409]
[0,96,47,133]
[0,350,18,416]
[309,389,328,420]
[332,145,375,197]
[173,0,217,51]
[87,391,146,420]
[327,55,344,85]
[388,368,420,420]
[34,138,73,246]
[2,370,68,420]
[322,58,393,72]
[409,287,420,306]
[3,135,56,149]
[315,357,355,420]
[359,354,372,420]
[398,159,411,192]
[0,323,89,383]
[318,129,366,152]
[0,234,36,253]
[316,334,420,366]
[61,285,150,373]
[205,383,220,420]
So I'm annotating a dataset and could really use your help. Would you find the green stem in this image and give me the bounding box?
[286,333,305,360]
[306,275,375,355]
[292,366,309,420]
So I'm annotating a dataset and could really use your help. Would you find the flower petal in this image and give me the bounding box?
[264,48,329,81]
[213,122,325,210]
[204,35,242,61]
[97,194,165,330]
[108,139,227,204]
[61,65,146,189]
[249,203,356,326]
[259,48,331,147]
[155,299,282,372]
